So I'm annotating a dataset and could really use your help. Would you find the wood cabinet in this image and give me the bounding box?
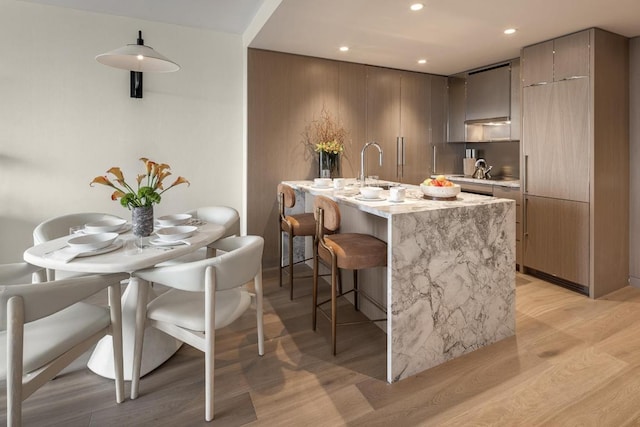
[523,196,589,286]
[365,66,432,185]
[447,76,465,142]
[522,78,590,202]
[522,31,590,86]
[521,28,629,298]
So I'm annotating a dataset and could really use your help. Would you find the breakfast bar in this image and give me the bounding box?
[284,180,516,383]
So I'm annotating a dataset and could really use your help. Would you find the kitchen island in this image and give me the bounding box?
[284,180,516,383]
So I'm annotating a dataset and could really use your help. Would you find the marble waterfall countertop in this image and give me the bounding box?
[284,179,516,383]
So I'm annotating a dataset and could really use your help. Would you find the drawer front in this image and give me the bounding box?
[493,186,522,204]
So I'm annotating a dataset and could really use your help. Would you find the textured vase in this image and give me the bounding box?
[318,151,341,178]
[132,206,154,237]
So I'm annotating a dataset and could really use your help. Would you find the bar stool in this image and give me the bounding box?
[312,195,387,355]
[278,183,316,300]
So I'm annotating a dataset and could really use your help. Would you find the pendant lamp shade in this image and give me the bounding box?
[95,44,179,73]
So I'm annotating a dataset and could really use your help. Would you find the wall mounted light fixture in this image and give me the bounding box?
[95,30,179,98]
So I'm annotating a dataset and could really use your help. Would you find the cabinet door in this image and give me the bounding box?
[365,66,401,181]
[447,76,466,142]
[338,62,366,178]
[522,40,553,86]
[523,195,589,286]
[522,79,589,202]
[553,30,590,81]
[400,71,431,185]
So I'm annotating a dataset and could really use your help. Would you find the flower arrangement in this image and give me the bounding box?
[301,107,348,156]
[90,157,189,209]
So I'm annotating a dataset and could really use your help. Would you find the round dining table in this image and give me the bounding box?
[23,222,226,380]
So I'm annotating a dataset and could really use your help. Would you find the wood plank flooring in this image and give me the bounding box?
[3,268,640,426]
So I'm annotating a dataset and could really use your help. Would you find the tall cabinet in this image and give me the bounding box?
[521,28,629,298]
[365,66,438,185]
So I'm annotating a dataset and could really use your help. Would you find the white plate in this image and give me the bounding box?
[311,184,332,189]
[68,232,119,252]
[155,225,198,242]
[84,218,127,233]
[149,238,184,247]
[156,213,193,227]
[76,240,124,257]
[355,195,386,202]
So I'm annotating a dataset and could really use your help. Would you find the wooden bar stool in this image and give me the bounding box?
[278,183,316,300]
[312,195,387,355]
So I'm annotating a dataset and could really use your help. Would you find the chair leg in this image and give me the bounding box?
[312,244,319,330]
[130,277,148,400]
[108,284,125,404]
[331,260,338,356]
[353,270,359,312]
[7,297,24,427]
[288,231,294,300]
[255,271,265,356]
[205,273,216,422]
[278,227,283,288]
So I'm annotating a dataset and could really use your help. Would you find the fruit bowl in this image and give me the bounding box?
[420,183,461,199]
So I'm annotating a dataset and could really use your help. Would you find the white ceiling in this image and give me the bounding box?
[21,0,640,75]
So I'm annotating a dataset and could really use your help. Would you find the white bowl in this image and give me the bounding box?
[359,186,383,199]
[155,225,198,242]
[314,178,332,187]
[68,232,118,252]
[420,183,461,199]
[156,213,192,227]
[84,218,127,234]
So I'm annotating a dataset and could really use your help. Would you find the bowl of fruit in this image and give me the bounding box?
[420,175,461,199]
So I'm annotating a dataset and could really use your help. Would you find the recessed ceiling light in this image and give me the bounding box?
[339,46,349,52]
[418,59,427,64]
[504,28,517,35]
[410,3,424,11]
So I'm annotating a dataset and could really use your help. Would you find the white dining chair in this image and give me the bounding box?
[33,212,123,280]
[130,235,264,422]
[158,206,241,265]
[0,264,127,427]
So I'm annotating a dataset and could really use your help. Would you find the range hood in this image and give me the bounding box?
[464,62,513,142]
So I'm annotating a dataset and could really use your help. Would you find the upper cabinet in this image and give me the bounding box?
[522,30,590,86]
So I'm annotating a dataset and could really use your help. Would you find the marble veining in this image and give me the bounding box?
[390,201,515,381]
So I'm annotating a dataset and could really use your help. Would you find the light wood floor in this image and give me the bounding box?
[3,268,640,426]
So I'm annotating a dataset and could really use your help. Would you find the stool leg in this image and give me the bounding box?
[288,231,294,300]
[278,226,283,288]
[312,244,319,331]
[353,270,359,312]
[331,259,338,356]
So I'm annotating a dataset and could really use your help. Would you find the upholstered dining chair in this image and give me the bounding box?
[33,212,123,280]
[0,263,127,427]
[312,195,387,355]
[130,235,265,422]
[278,183,317,300]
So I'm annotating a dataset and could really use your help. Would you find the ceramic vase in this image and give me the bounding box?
[319,151,341,178]
[132,206,154,237]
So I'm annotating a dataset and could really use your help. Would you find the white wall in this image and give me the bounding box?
[0,0,244,262]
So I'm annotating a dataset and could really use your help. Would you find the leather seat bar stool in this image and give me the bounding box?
[278,183,316,300]
[312,195,387,355]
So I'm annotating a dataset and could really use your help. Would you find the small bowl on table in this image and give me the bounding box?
[155,225,198,242]
[67,232,119,252]
[420,183,461,200]
[156,213,192,227]
[84,218,127,234]
[359,186,383,199]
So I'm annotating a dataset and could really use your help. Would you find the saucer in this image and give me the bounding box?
[355,195,386,202]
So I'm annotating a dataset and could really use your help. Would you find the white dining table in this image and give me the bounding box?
[23,222,226,380]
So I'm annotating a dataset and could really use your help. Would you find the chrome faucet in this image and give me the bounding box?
[360,141,383,186]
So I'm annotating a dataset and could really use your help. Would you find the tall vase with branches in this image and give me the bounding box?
[301,107,350,178]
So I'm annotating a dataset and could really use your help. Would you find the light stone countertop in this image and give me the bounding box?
[284,180,511,219]
[437,175,521,188]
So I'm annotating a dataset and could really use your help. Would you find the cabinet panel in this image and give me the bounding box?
[365,66,401,181]
[554,30,590,80]
[522,79,589,202]
[400,72,431,185]
[524,196,589,286]
[522,40,553,86]
[338,62,367,178]
[447,76,466,142]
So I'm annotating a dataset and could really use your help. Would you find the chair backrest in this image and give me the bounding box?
[0,273,128,331]
[33,212,123,244]
[277,184,296,210]
[0,263,43,286]
[188,206,240,238]
[134,235,264,293]
[313,196,341,232]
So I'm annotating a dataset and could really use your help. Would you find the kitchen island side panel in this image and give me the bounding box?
[389,200,516,382]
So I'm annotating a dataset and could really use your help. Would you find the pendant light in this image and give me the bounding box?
[96,31,179,98]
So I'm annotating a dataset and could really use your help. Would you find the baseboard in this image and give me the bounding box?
[630,276,640,289]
